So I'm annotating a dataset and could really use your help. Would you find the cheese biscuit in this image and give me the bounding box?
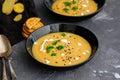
[24,25,35,33]
[22,27,30,35]
[33,22,44,29]
[22,32,29,38]
[25,17,41,29]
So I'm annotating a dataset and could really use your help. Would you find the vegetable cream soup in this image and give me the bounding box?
[52,0,98,16]
[32,32,91,66]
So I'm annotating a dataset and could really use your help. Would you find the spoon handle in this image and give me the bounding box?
[8,59,17,80]
[2,58,8,80]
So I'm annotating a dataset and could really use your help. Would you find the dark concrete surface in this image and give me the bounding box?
[0,0,120,80]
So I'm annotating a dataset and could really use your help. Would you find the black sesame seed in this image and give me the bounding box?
[79,55,81,57]
[55,62,58,63]
[64,50,67,52]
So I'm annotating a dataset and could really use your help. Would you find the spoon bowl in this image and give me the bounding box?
[0,35,12,57]
[0,35,17,80]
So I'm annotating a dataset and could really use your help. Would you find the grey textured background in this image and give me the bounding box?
[0,0,120,80]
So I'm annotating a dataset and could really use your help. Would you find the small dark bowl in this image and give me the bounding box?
[26,23,98,69]
[44,0,105,21]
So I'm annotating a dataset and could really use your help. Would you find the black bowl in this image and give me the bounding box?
[26,23,98,69]
[44,0,105,21]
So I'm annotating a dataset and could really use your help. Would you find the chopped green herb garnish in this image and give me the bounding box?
[72,6,78,11]
[72,0,76,4]
[61,32,66,37]
[63,2,71,7]
[46,46,54,53]
[52,40,60,45]
[47,46,54,49]
[57,45,64,50]
[51,53,57,56]
[47,49,51,53]
[63,8,69,12]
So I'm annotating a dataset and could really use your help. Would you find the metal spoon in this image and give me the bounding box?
[0,35,17,80]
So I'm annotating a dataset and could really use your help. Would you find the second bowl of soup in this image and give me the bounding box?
[44,0,105,18]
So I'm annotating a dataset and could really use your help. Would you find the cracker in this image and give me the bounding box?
[25,17,41,29]
[32,22,44,29]
[23,25,35,33]
[22,32,29,38]
[22,27,30,35]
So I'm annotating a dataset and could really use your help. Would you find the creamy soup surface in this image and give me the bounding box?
[32,32,91,66]
[52,0,98,16]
